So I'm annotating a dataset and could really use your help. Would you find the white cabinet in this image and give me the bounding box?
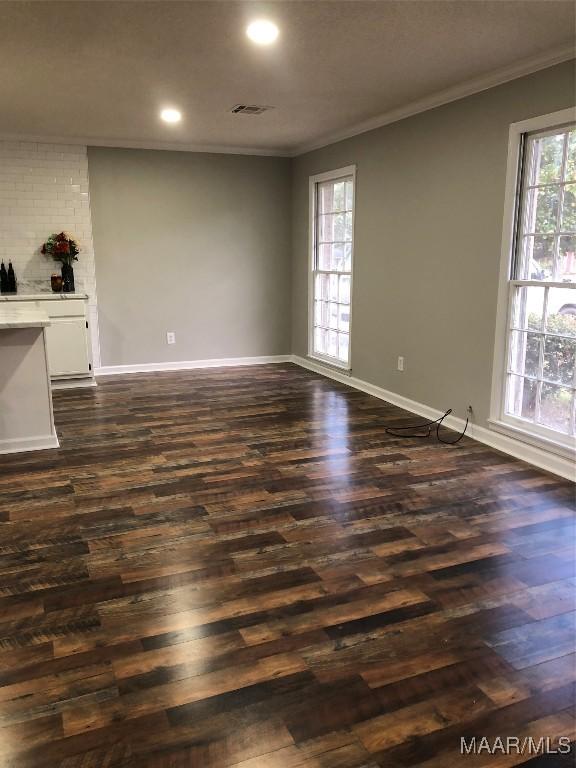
[45,317,91,377]
[42,299,91,378]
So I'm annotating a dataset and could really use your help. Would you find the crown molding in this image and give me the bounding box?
[0,132,291,158]
[291,45,576,157]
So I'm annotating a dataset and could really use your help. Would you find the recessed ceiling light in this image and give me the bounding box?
[160,108,182,124]
[246,19,279,45]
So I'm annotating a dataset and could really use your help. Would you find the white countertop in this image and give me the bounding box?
[0,307,50,328]
[0,293,88,301]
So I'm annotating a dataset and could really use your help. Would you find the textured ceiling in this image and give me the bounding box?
[0,1,574,155]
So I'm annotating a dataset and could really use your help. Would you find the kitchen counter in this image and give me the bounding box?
[0,307,50,329]
[0,293,88,301]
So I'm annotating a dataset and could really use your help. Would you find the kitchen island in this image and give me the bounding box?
[0,306,59,454]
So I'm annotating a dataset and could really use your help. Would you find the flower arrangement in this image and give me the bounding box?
[41,232,80,265]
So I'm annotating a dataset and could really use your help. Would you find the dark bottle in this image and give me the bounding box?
[0,261,7,293]
[7,262,16,293]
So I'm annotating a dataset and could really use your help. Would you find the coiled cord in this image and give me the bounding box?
[385,408,469,445]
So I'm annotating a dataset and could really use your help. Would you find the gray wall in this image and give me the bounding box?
[89,148,291,366]
[291,61,576,427]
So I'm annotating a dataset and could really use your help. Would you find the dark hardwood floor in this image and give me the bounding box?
[0,363,574,767]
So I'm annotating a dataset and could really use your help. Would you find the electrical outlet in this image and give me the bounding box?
[397,356,405,372]
[466,404,473,416]
[166,331,176,345]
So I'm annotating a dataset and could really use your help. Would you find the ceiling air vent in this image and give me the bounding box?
[230,104,273,115]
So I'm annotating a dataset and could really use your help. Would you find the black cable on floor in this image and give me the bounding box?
[385,408,469,445]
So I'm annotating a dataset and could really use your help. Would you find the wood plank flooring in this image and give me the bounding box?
[0,363,574,767]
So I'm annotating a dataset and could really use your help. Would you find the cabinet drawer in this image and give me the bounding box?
[46,300,87,319]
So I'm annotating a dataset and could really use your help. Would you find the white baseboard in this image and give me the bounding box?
[95,355,291,376]
[51,377,97,390]
[0,434,60,455]
[290,355,575,482]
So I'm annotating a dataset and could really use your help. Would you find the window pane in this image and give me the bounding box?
[338,304,350,333]
[319,214,334,242]
[344,212,353,241]
[314,327,327,355]
[561,184,576,232]
[329,274,339,301]
[333,181,346,212]
[546,288,576,338]
[314,300,321,326]
[543,335,576,385]
[345,181,353,210]
[558,236,576,281]
[320,242,352,273]
[525,187,560,234]
[338,332,349,363]
[315,273,328,300]
[339,275,351,304]
[538,383,572,434]
[318,244,331,270]
[318,213,343,242]
[344,243,352,271]
[331,243,346,272]
[318,183,334,215]
[328,302,338,330]
[509,331,540,378]
[519,235,555,280]
[327,330,338,358]
[506,375,537,421]
[528,133,564,185]
[314,300,329,328]
[511,285,545,331]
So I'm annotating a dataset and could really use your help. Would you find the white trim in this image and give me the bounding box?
[51,378,97,390]
[488,418,574,462]
[84,156,103,370]
[490,107,576,456]
[95,355,291,376]
[0,434,60,455]
[41,327,58,448]
[291,355,575,481]
[308,352,352,372]
[496,107,576,141]
[293,47,575,156]
[308,165,356,371]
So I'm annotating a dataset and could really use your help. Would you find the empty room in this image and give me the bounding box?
[0,1,575,766]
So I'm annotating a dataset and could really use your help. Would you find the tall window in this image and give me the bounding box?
[494,113,575,451]
[309,166,355,368]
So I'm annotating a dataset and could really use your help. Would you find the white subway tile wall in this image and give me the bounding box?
[0,141,100,367]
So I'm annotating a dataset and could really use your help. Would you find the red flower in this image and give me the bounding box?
[41,244,46,254]
[55,241,70,254]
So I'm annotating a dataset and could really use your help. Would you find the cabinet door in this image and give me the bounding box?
[45,318,90,376]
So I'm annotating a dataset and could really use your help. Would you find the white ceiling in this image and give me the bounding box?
[0,1,574,156]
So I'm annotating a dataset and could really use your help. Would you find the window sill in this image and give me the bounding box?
[307,353,352,374]
[488,418,575,461]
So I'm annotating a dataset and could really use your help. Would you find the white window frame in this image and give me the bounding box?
[308,165,356,370]
[490,107,576,459]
